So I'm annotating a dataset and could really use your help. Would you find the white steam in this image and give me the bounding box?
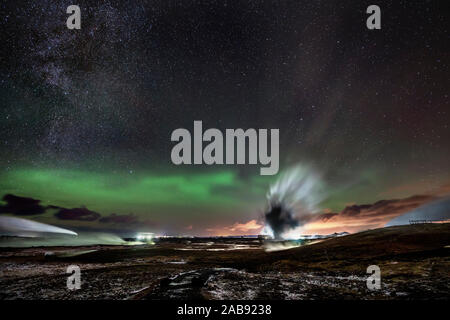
[0,216,77,236]
[0,216,138,247]
[264,165,325,239]
[267,165,324,213]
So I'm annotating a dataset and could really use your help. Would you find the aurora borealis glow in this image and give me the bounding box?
[0,167,274,235]
[1,1,449,236]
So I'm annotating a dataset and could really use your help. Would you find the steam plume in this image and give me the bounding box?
[0,216,77,236]
[264,165,324,239]
[0,216,136,247]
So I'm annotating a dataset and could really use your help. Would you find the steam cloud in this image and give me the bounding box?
[264,165,324,239]
[0,216,136,247]
[0,216,78,236]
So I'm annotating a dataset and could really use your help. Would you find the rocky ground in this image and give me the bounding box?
[0,224,449,300]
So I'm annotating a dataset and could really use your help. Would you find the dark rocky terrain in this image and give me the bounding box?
[0,223,449,300]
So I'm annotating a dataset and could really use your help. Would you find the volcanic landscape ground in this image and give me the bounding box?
[0,224,449,300]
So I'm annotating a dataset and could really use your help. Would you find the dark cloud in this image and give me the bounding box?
[386,197,450,226]
[341,204,372,216]
[0,193,102,221]
[293,211,338,225]
[47,205,62,210]
[303,194,438,234]
[0,194,47,215]
[309,195,436,223]
[99,214,157,232]
[55,207,101,221]
[0,193,159,232]
[317,212,338,222]
[99,213,138,224]
[338,195,435,218]
[96,215,157,232]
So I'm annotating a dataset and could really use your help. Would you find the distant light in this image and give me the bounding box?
[136,232,154,241]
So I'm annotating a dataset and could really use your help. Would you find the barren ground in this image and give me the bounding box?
[0,224,449,300]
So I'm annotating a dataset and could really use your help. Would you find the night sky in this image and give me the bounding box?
[0,1,449,236]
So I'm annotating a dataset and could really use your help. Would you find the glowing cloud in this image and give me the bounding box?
[0,216,77,236]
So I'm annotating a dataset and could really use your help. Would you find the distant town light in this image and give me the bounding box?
[136,232,154,241]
